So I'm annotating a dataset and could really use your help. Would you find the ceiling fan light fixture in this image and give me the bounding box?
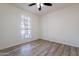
[36,3,40,8]
[41,3,44,7]
[36,3,44,8]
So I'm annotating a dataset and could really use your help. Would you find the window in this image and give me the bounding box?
[21,15,31,39]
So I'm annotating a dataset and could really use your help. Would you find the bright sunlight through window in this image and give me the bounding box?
[21,15,31,39]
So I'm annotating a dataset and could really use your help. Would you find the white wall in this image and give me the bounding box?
[0,4,39,50]
[41,4,79,47]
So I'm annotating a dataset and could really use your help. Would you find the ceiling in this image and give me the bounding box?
[10,3,74,16]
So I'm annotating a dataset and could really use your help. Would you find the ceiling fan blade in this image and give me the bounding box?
[29,3,36,6]
[43,3,52,6]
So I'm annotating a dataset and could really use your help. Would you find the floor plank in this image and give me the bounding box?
[76,48,79,56]
[46,43,60,56]
[61,45,70,56]
[53,44,64,56]
[70,47,77,56]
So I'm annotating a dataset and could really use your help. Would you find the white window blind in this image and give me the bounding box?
[21,15,31,39]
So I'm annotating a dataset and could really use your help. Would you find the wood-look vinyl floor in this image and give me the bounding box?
[0,39,79,56]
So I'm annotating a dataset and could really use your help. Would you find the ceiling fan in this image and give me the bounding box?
[28,3,52,11]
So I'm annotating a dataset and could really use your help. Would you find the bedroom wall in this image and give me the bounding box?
[0,4,39,50]
[40,4,79,47]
